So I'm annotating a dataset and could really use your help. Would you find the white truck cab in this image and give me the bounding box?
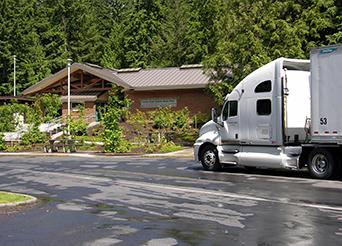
[194,45,342,179]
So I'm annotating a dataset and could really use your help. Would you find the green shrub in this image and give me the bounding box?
[149,107,174,129]
[88,123,104,137]
[192,113,210,128]
[143,143,158,153]
[70,118,88,136]
[102,87,131,153]
[0,103,38,132]
[159,142,183,153]
[103,106,131,152]
[127,107,196,147]
[174,108,190,129]
[0,106,15,132]
[127,110,149,127]
[5,144,20,152]
[34,93,61,123]
[21,125,47,145]
[174,128,199,143]
[0,133,5,151]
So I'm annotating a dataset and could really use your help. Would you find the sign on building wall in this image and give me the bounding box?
[140,98,177,108]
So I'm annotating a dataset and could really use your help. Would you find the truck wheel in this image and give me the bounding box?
[200,145,221,171]
[308,148,335,179]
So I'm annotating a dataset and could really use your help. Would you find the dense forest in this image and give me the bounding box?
[0,0,341,96]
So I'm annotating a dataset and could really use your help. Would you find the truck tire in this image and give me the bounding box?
[308,148,335,179]
[200,145,221,171]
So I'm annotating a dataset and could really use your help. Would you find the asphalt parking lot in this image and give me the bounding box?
[0,155,342,245]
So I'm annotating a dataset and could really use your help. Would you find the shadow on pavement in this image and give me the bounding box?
[187,165,342,181]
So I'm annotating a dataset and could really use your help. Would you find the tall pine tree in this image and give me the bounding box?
[122,0,163,68]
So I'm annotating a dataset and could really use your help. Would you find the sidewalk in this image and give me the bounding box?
[0,148,194,159]
[0,152,98,158]
[142,147,193,158]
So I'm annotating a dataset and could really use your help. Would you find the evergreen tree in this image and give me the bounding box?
[100,0,130,68]
[122,0,163,68]
[150,0,192,67]
[207,0,341,84]
[69,0,105,63]
[37,0,70,73]
[0,0,15,94]
[0,0,341,94]
[185,0,221,64]
[0,0,49,95]
[101,22,126,69]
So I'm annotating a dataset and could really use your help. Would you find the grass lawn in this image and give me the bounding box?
[0,191,31,204]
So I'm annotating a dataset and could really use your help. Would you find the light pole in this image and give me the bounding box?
[13,55,16,97]
[67,58,72,137]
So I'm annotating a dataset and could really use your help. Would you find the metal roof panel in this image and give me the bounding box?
[22,63,221,96]
[114,66,216,90]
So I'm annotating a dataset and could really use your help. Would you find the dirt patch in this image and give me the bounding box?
[0,201,38,215]
[0,195,59,215]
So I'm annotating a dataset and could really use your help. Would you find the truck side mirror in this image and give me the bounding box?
[211,108,218,123]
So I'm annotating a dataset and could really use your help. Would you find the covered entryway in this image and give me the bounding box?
[21,63,131,123]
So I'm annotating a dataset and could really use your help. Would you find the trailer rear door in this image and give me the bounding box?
[311,45,342,143]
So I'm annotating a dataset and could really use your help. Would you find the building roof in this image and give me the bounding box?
[114,64,215,91]
[22,63,131,96]
[22,63,220,96]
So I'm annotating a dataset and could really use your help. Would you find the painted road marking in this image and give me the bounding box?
[19,169,342,212]
[23,170,111,182]
[116,179,342,212]
[178,165,319,183]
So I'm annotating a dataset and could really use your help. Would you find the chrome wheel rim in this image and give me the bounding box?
[204,150,216,167]
[312,154,328,174]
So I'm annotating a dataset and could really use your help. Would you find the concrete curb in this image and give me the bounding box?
[142,155,193,159]
[0,152,98,158]
[0,152,141,158]
[0,191,38,208]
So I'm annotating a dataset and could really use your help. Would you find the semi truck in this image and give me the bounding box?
[194,44,342,179]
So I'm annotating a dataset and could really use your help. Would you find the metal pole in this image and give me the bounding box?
[67,58,72,137]
[13,55,16,97]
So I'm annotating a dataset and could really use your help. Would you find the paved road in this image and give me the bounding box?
[0,156,342,246]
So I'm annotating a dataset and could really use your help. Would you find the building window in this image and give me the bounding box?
[255,80,272,93]
[257,99,271,115]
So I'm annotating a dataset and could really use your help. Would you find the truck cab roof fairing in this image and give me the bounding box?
[225,58,309,101]
[282,58,310,71]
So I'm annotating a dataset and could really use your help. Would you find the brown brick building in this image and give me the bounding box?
[22,63,221,122]
[126,89,215,114]
[114,65,218,115]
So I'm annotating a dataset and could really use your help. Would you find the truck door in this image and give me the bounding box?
[219,99,241,162]
[221,100,239,142]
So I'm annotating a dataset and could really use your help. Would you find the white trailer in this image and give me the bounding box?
[194,44,342,179]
